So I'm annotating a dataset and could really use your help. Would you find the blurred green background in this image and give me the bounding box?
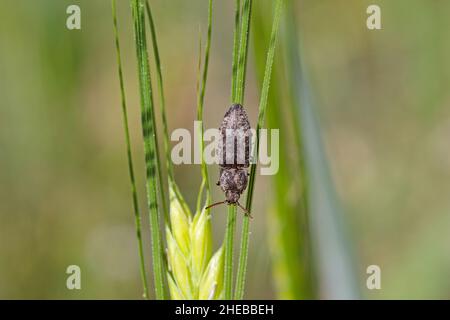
[1,0,449,299]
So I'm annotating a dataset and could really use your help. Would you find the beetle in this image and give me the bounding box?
[206,104,252,217]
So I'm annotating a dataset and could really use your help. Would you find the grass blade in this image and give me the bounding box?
[144,1,171,225]
[224,204,237,299]
[130,0,166,299]
[284,2,360,299]
[145,1,169,173]
[195,34,205,214]
[111,0,149,299]
[196,0,213,208]
[223,0,253,300]
[235,0,284,300]
[146,0,216,300]
[233,0,253,103]
[251,0,314,299]
[230,0,241,99]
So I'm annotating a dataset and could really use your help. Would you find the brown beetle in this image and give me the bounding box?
[206,104,252,216]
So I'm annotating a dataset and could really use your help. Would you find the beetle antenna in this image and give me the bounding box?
[205,201,227,210]
[237,201,252,219]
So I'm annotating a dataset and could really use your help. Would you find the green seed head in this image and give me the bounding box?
[169,186,191,257]
[166,184,223,299]
[191,207,213,284]
[199,246,224,300]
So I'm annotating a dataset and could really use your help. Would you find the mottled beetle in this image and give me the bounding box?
[206,104,252,216]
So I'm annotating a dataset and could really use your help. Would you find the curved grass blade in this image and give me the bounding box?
[130,0,166,299]
[111,0,149,299]
[235,0,284,300]
[284,2,360,299]
[250,0,314,299]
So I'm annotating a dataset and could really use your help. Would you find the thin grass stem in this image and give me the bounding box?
[196,34,205,214]
[224,0,253,300]
[145,1,170,225]
[224,204,237,299]
[235,0,284,300]
[111,0,149,299]
[196,0,213,209]
[130,0,166,299]
[230,0,241,100]
[234,0,253,103]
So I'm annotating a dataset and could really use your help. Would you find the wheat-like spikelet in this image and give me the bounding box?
[166,184,224,300]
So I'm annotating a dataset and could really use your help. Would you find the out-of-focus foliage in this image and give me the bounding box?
[0,0,449,299]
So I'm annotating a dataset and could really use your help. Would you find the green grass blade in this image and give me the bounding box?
[196,34,205,214]
[251,0,314,299]
[235,0,284,300]
[111,0,149,299]
[230,0,241,100]
[145,1,172,180]
[224,0,253,300]
[196,0,213,208]
[284,3,360,299]
[145,1,170,225]
[224,204,237,299]
[130,0,166,300]
[234,0,252,104]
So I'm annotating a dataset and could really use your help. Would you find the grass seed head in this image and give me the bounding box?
[199,246,224,300]
[166,184,223,299]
